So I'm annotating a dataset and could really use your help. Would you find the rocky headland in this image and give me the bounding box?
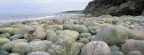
[84,0,144,16]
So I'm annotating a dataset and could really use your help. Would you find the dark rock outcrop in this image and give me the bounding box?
[84,0,144,16]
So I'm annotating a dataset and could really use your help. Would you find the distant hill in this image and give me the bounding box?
[61,10,83,14]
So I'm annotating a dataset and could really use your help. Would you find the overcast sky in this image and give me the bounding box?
[0,0,92,14]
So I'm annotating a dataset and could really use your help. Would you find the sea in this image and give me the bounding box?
[0,13,84,24]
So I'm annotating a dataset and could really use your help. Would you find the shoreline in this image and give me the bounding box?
[0,14,144,55]
[0,13,84,24]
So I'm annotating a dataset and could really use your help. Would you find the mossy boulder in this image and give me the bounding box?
[79,38,89,44]
[0,38,10,46]
[81,41,111,55]
[53,30,79,43]
[51,25,63,30]
[55,37,76,55]
[10,34,24,40]
[47,44,67,55]
[29,21,40,26]
[12,42,28,53]
[14,26,35,35]
[46,29,57,42]
[87,26,101,35]
[98,23,108,29]
[63,23,77,30]
[1,39,28,52]
[75,25,88,34]
[79,33,92,38]
[27,51,50,55]
[70,42,84,55]
[116,25,131,34]
[52,19,63,25]
[110,51,124,55]
[11,24,27,28]
[121,39,144,55]
[31,39,42,42]
[9,53,21,55]
[128,51,143,55]
[0,33,11,38]
[91,24,120,46]
[0,27,19,34]
[25,40,52,54]
[55,30,63,35]
[0,23,12,28]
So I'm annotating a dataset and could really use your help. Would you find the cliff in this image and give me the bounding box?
[84,0,144,16]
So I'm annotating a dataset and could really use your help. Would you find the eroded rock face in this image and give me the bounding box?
[84,0,144,16]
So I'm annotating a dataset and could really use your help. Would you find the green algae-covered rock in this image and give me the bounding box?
[24,26,46,42]
[46,29,57,42]
[0,27,19,34]
[11,23,27,28]
[9,53,21,55]
[70,42,84,55]
[79,38,89,44]
[110,51,124,55]
[110,45,120,52]
[14,26,35,35]
[79,33,92,38]
[63,23,77,30]
[75,25,88,34]
[31,39,42,42]
[128,51,143,55]
[91,24,120,46]
[10,34,24,40]
[121,39,144,55]
[25,40,52,54]
[1,39,28,52]
[87,26,101,35]
[52,25,63,30]
[0,33,11,38]
[53,30,79,43]
[11,24,27,28]
[27,51,50,55]
[29,21,40,26]
[56,30,63,35]
[12,42,28,53]
[55,37,76,55]
[0,23,12,28]
[98,23,108,29]
[116,25,131,34]
[81,41,111,55]
[79,33,92,40]
[52,19,63,25]
[47,44,67,55]
[0,38,10,46]
[0,50,9,55]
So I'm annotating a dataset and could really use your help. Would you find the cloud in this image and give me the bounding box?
[0,0,92,14]
[0,0,91,5]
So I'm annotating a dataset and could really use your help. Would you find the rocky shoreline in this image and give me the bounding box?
[0,14,144,55]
